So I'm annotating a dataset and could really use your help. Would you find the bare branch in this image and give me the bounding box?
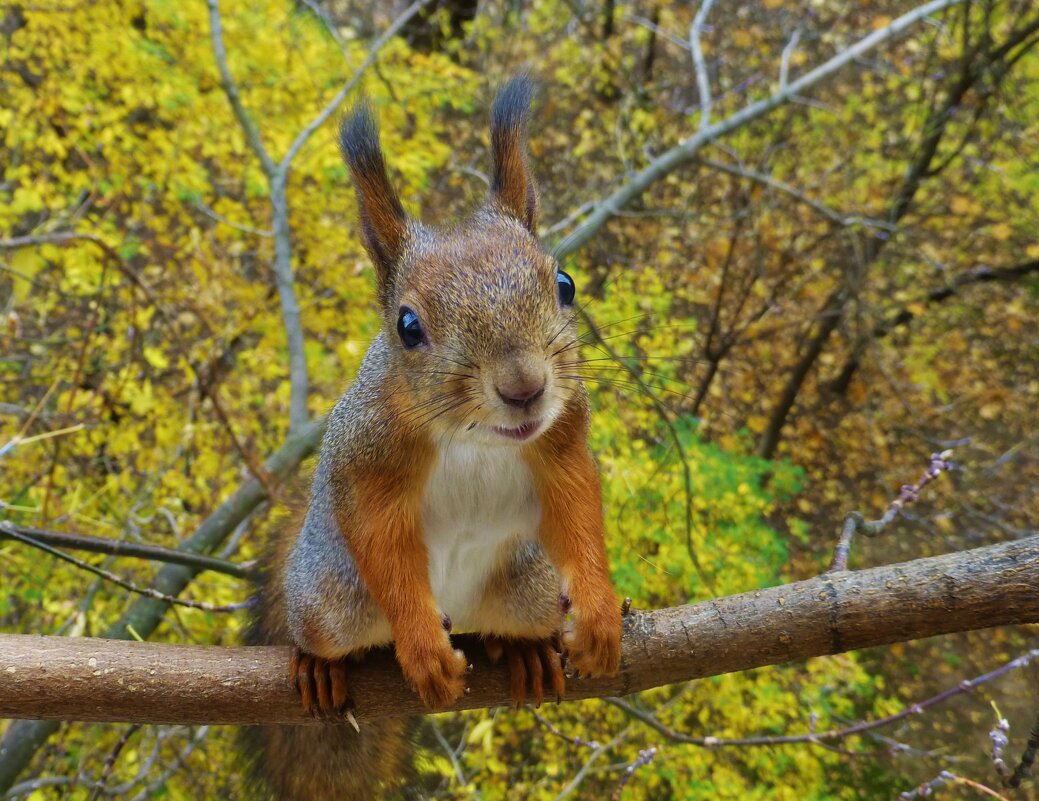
[207,0,430,432]
[551,0,965,258]
[278,0,432,175]
[608,649,1039,750]
[696,156,895,231]
[0,418,325,792]
[0,521,254,578]
[829,450,955,572]
[779,27,803,90]
[689,0,716,132]
[205,0,277,179]
[0,535,1035,725]
[2,519,251,612]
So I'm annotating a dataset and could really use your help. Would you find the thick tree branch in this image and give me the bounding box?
[0,536,1035,726]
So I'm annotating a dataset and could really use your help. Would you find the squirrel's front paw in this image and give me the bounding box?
[562,603,622,678]
[396,632,468,710]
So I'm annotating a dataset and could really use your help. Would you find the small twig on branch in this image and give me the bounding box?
[86,724,140,801]
[901,770,1011,801]
[696,155,895,231]
[829,449,954,572]
[607,649,1039,751]
[553,727,633,801]
[779,27,803,89]
[612,747,658,801]
[1,527,252,613]
[0,521,255,578]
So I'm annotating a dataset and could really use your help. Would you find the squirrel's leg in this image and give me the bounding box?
[281,508,394,717]
[336,473,468,711]
[526,408,622,678]
[480,541,567,707]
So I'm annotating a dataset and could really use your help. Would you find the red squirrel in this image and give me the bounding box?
[248,77,621,800]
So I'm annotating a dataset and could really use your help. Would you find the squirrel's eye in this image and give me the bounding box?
[556,270,576,307]
[397,307,425,349]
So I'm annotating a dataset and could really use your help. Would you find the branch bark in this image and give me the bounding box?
[1,536,1035,726]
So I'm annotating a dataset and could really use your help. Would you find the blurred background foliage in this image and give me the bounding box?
[1,0,1038,798]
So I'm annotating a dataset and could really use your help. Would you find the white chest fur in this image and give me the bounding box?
[421,440,541,628]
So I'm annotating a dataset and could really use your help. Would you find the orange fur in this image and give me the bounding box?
[331,437,468,710]
[524,400,621,677]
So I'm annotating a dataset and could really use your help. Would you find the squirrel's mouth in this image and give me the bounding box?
[492,419,542,441]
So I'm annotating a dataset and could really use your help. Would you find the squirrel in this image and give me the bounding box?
[245,76,621,800]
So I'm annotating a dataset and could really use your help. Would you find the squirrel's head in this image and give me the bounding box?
[340,77,579,446]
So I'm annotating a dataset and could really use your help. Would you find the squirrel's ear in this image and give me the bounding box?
[339,102,409,300]
[489,76,538,233]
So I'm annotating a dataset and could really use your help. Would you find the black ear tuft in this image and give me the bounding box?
[490,75,538,233]
[339,101,409,302]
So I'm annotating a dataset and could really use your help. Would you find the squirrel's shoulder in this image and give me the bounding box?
[319,331,412,470]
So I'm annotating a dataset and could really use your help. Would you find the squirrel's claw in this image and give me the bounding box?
[561,605,622,679]
[291,647,353,718]
[484,636,566,707]
[398,638,467,711]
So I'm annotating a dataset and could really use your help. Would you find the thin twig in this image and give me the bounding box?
[205,0,277,178]
[278,0,432,175]
[87,724,140,801]
[1009,710,1039,788]
[552,727,633,801]
[689,0,716,132]
[2,528,252,613]
[829,449,954,572]
[0,521,254,578]
[623,13,691,52]
[606,649,1039,750]
[696,155,895,231]
[779,27,803,89]
[612,746,658,800]
[192,200,272,238]
[429,719,469,789]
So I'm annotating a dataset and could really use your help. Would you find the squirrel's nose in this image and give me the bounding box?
[496,381,545,409]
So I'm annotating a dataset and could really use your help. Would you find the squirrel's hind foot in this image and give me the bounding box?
[484,636,566,708]
[290,647,352,718]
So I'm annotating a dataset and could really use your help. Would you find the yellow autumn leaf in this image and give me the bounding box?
[990,222,1013,240]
